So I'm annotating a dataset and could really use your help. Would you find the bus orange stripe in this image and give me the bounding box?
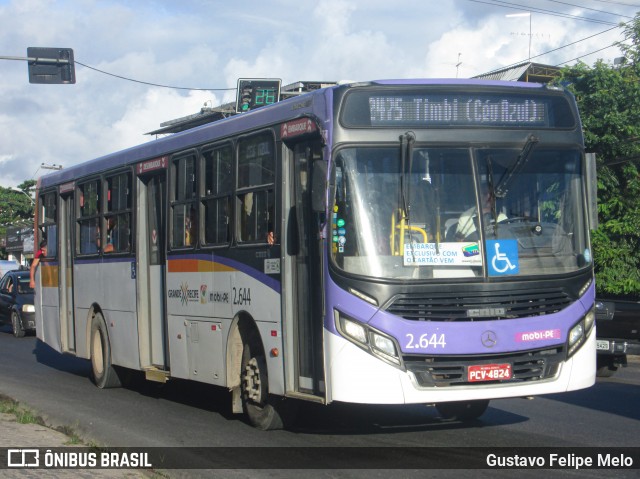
[168,259,236,273]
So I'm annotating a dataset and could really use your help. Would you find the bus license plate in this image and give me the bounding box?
[596,340,610,351]
[468,363,512,382]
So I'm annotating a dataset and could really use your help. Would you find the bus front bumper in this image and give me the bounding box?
[324,327,596,405]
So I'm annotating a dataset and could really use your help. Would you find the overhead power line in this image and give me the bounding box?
[465,0,621,25]
[590,0,640,8]
[555,42,620,65]
[74,60,236,91]
[71,1,635,92]
[544,0,634,19]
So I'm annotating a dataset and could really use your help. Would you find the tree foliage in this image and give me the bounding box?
[557,14,640,295]
[0,182,35,226]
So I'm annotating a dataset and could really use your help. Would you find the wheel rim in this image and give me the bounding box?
[243,357,263,404]
[92,329,104,376]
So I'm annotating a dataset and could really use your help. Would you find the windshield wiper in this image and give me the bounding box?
[494,134,539,198]
[485,156,499,236]
[399,132,416,262]
[399,131,415,222]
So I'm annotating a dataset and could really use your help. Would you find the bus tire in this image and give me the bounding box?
[436,399,489,421]
[90,313,121,389]
[11,310,25,338]
[240,331,294,430]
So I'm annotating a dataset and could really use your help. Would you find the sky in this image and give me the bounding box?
[1,0,639,188]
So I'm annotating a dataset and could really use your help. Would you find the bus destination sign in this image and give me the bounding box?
[340,90,576,128]
[368,95,546,127]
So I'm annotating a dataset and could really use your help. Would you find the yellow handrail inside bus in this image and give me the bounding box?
[390,210,428,256]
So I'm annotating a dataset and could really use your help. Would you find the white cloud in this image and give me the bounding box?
[0,0,634,187]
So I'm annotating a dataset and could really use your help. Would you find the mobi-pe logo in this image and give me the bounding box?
[8,449,39,467]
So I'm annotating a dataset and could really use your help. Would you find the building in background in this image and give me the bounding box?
[4,225,34,267]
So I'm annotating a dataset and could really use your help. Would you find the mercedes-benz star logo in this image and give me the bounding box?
[481,330,497,348]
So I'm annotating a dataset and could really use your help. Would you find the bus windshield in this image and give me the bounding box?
[331,145,589,280]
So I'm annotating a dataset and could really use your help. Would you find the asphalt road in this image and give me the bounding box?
[0,324,638,477]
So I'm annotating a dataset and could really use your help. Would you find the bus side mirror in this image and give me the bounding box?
[311,160,327,213]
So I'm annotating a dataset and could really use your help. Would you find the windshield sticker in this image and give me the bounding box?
[486,239,519,276]
[332,205,347,254]
[403,242,483,266]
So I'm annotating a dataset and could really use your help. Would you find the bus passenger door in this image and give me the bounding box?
[284,141,326,400]
[59,193,75,352]
[136,166,168,373]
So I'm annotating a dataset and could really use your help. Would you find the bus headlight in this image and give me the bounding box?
[584,308,595,334]
[342,317,367,344]
[335,310,402,368]
[22,304,35,313]
[567,308,595,358]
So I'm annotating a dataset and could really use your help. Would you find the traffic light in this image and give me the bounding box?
[27,47,75,84]
[235,79,281,113]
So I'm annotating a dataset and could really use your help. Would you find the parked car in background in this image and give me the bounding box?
[0,260,19,279]
[595,295,640,377]
[0,270,35,337]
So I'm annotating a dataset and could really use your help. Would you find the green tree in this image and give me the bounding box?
[557,13,640,295]
[0,185,34,225]
[0,181,35,258]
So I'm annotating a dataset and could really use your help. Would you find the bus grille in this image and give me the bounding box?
[384,288,572,321]
[404,347,564,387]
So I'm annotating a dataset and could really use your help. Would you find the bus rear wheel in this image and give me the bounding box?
[436,399,489,421]
[90,313,121,389]
[240,332,295,430]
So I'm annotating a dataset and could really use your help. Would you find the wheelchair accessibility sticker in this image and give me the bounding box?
[486,239,519,276]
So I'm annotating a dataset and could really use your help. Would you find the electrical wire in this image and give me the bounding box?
[555,42,620,64]
[543,0,634,19]
[589,0,640,7]
[72,1,637,92]
[74,60,236,91]
[465,0,621,25]
[480,23,624,74]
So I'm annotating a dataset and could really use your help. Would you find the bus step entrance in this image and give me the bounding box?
[144,367,170,383]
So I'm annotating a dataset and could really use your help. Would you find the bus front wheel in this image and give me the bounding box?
[90,313,121,389]
[436,399,489,421]
[240,331,295,430]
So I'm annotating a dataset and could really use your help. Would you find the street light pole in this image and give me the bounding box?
[10,187,35,205]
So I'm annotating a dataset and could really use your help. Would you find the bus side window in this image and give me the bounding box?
[171,153,198,248]
[104,172,132,253]
[39,191,57,258]
[236,133,275,244]
[202,145,232,245]
[78,180,100,255]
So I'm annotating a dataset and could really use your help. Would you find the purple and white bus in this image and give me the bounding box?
[34,79,596,430]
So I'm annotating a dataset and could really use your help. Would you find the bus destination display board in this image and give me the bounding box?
[341,90,575,128]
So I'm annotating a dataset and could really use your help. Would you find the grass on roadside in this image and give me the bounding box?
[0,393,84,446]
[0,393,45,426]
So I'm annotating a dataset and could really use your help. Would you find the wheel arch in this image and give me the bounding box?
[226,311,265,388]
[85,303,106,357]
[226,311,266,414]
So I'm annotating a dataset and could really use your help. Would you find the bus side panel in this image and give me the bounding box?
[100,260,140,370]
[167,316,225,385]
[72,260,139,367]
[73,262,105,359]
[40,263,62,353]
[165,256,285,394]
